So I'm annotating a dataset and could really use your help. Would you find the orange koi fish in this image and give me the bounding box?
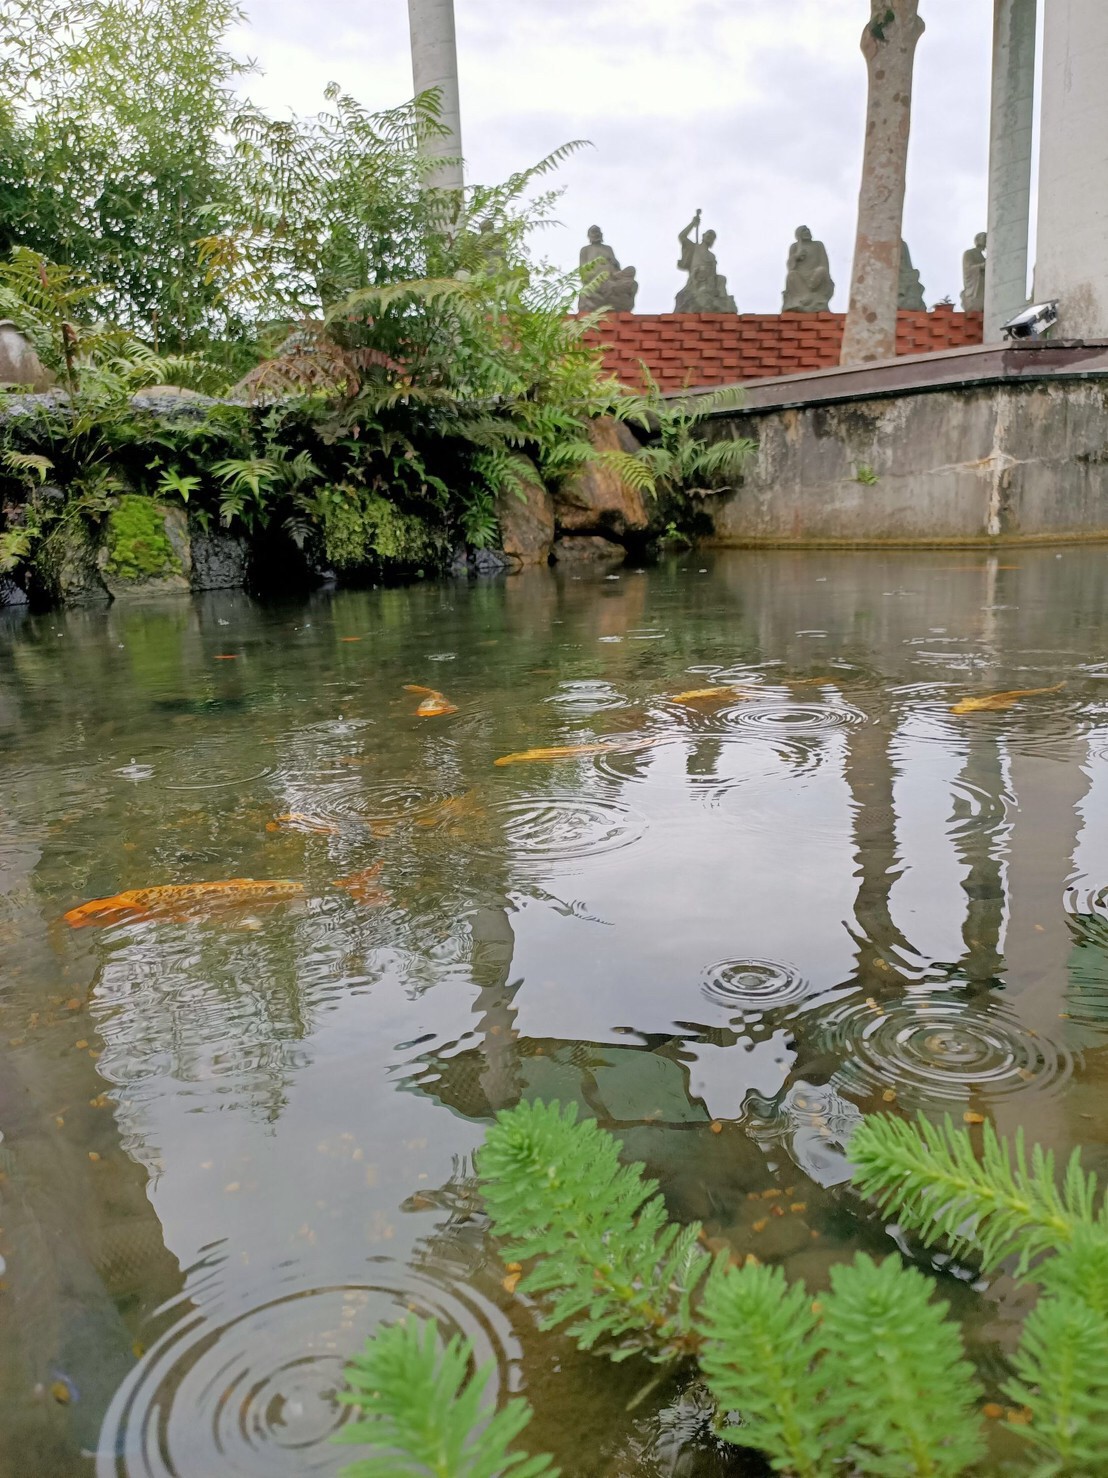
[403,684,458,717]
[494,736,662,767]
[950,682,1064,715]
[64,878,306,927]
[266,813,340,835]
[332,862,390,906]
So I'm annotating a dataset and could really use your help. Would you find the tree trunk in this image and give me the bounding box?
[407,0,464,193]
[840,2,925,365]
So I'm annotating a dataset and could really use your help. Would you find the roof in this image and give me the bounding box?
[581,308,985,392]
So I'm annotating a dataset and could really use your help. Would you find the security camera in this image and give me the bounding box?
[1001,301,1059,340]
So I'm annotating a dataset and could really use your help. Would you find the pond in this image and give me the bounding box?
[3,547,1108,1476]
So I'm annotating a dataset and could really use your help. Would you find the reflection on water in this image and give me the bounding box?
[4,549,1108,1474]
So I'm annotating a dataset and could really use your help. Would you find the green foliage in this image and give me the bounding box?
[335,1317,557,1478]
[819,1255,984,1476]
[102,493,178,580]
[1,0,254,349]
[1006,1281,1108,1476]
[478,1099,712,1363]
[612,372,753,502]
[698,1252,981,1477]
[698,1260,827,1477]
[849,1112,1104,1273]
[855,463,879,485]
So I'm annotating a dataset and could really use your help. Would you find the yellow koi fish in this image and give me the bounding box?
[494,737,661,767]
[950,682,1064,714]
[403,684,458,717]
[670,685,748,704]
[64,878,306,927]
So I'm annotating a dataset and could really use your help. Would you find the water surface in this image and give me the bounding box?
[4,548,1108,1475]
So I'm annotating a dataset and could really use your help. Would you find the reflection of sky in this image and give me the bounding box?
[509,733,858,1043]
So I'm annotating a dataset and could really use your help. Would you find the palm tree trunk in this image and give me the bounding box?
[840,2,925,365]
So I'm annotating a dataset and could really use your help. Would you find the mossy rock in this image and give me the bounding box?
[320,490,443,581]
[98,497,190,597]
[28,516,110,606]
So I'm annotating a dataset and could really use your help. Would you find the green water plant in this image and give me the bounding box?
[339,1104,1108,1477]
[334,1317,557,1478]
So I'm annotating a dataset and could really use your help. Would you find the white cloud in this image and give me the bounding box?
[232,0,993,313]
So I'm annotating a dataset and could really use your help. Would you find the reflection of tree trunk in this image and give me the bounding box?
[844,718,913,992]
[470,905,523,1111]
[955,741,1008,986]
[840,2,925,365]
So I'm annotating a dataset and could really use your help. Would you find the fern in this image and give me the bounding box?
[335,1318,557,1478]
[478,1100,712,1363]
[819,1255,984,1477]
[1005,1290,1108,1476]
[849,1113,1105,1272]
[698,1260,827,1477]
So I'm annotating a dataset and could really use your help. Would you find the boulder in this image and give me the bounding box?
[552,535,626,567]
[29,518,110,605]
[0,576,28,608]
[97,498,190,598]
[190,525,248,590]
[0,321,55,392]
[497,461,554,566]
[554,418,648,537]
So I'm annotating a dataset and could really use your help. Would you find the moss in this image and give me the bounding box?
[103,495,181,581]
[321,489,437,576]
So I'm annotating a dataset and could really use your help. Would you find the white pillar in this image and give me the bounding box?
[984,0,1036,340]
[1035,0,1108,338]
[406,0,464,193]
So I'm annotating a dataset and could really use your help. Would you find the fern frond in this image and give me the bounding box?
[850,1114,1104,1272]
[478,1100,711,1363]
[820,1255,984,1477]
[335,1317,557,1478]
[594,448,656,495]
[1039,1224,1108,1315]
[1005,1290,1108,1475]
[698,1260,828,1478]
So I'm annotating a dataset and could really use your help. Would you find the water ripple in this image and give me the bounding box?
[491,796,646,867]
[97,1257,514,1477]
[818,989,1075,1105]
[702,959,808,1013]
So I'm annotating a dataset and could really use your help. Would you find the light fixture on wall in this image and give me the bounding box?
[1001,302,1059,340]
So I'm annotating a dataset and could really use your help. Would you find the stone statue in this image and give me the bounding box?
[961,231,987,312]
[674,210,737,314]
[782,226,835,312]
[475,218,508,274]
[578,225,639,313]
[898,239,926,310]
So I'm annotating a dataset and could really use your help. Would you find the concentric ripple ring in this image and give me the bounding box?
[702,959,808,1012]
[96,1266,513,1477]
[492,796,646,866]
[820,990,1074,1105]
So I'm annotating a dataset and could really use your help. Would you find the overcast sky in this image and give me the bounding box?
[231,1,1004,314]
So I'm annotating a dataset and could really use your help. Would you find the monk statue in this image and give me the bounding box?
[578,225,639,313]
[898,239,926,310]
[782,226,835,312]
[674,210,737,314]
[961,231,987,312]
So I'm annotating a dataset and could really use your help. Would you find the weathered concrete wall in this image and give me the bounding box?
[705,378,1108,546]
[1037,0,1108,337]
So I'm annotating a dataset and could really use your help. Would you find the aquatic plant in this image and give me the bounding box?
[338,1105,1108,1477]
[334,1317,557,1478]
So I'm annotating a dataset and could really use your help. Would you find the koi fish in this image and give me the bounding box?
[950,682,1064,714]
[266,813,340,835]
[670,685,747,704]
[494,737,661,767]
[64,878,306,927]
[332,862,390,906]
[403,684,458,717]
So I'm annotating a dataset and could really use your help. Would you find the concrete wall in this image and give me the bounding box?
[1036,0,1108,337]
[705,378,1108,546]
